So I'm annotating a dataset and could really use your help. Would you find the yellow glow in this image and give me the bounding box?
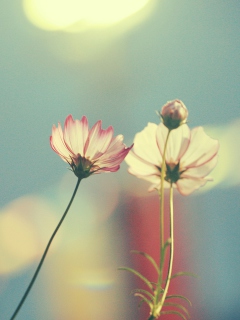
[23,0,150,31]
[200,118,240,191]
[0,196,58,275]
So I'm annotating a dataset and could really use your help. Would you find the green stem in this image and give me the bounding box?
[10,178,81,320]
[155,129,171,306]
[156,184,174,316]
[159,129,171,255]
[148,315,156,320]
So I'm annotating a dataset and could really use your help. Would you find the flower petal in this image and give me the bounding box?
[181,154,218,179]
[63,115,89,156]
[50,123,73,162]
[131,123,163,167]
[85,121,113,159]
[176,177,211,195]
[98,145,133,170]
[125,150,160,177]
[156,123,190,164]
[181,127,219,168]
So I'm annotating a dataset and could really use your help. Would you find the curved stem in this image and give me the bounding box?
[156,184,174,315]
[155,129,171,306]
[10,178,81,320]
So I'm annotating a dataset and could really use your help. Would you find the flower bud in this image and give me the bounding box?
[160,99,188,130]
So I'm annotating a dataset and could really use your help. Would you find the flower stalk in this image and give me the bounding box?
[155,184,174,317]
[155,129,171,306]
[9,178,81,320]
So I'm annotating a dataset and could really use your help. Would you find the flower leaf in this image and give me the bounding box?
[131,250,159,275]
[161,310,187,320]
[165,294,192,306]
[131,288,154,301]
[118,267,153,291]
[134,293,153,309]
[163,302,190,317]
[170,271,198,280]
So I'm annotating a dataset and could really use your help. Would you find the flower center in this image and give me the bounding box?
[165,163,181,183]
[158,162,185,184]
[70,155,99,179]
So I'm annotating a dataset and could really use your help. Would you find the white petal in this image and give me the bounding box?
[132,123,162,167]
[157,123,190,164]
[125,151,160,177]
[181,127,219,168]
[181,154,218,178]
[176,177,209,195]
[50,123,73,162]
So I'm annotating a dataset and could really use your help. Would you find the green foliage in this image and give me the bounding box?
[131,250,159,275]
[161,310,188,320]
[165,294,192,306]
[119,251,193,319]
[170,271,198,280]
[118,267,154,291]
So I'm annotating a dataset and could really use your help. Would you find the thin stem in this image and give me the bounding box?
[155,129,171,306]
[159,129,171,264]
[156,184,174,315]
[10,178,81,320]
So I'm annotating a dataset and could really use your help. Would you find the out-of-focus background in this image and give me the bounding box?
[0,0,239,319]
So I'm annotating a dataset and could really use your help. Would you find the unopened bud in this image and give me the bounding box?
[160,99,188,130]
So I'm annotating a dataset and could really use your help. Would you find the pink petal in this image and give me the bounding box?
[96,165,121,173]
[50,123,73,162]
[156,123,190,164]
[85,121,113,159]
[98,135,128,161]
[181,127,219,168]
[63,115,89,156]
[132,123,163,167]
[97,143,133,169]
[176,177,209,195]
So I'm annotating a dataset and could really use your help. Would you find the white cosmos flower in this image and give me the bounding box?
[125,123,219,195]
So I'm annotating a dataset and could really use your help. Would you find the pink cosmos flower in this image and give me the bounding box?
[125,122,219,195]
[50,115,133,179]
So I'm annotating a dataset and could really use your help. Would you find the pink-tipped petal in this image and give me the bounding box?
[63,115,89,156]
[85,121,113,159]
[92,126,114,160]
[98,143,133,169]
[50,123,73,162]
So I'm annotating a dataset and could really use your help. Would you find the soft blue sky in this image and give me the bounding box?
[0,0,239,319]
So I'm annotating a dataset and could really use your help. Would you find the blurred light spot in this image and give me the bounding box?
[72,268,114,289]
[23,0,151,32]
[201,118,240,191]
[59,172,119,223]
[0,196,58,275]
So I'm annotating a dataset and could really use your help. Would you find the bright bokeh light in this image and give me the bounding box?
[23,0,150,32]
[200,118,240,191]
[0,196,58,275]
